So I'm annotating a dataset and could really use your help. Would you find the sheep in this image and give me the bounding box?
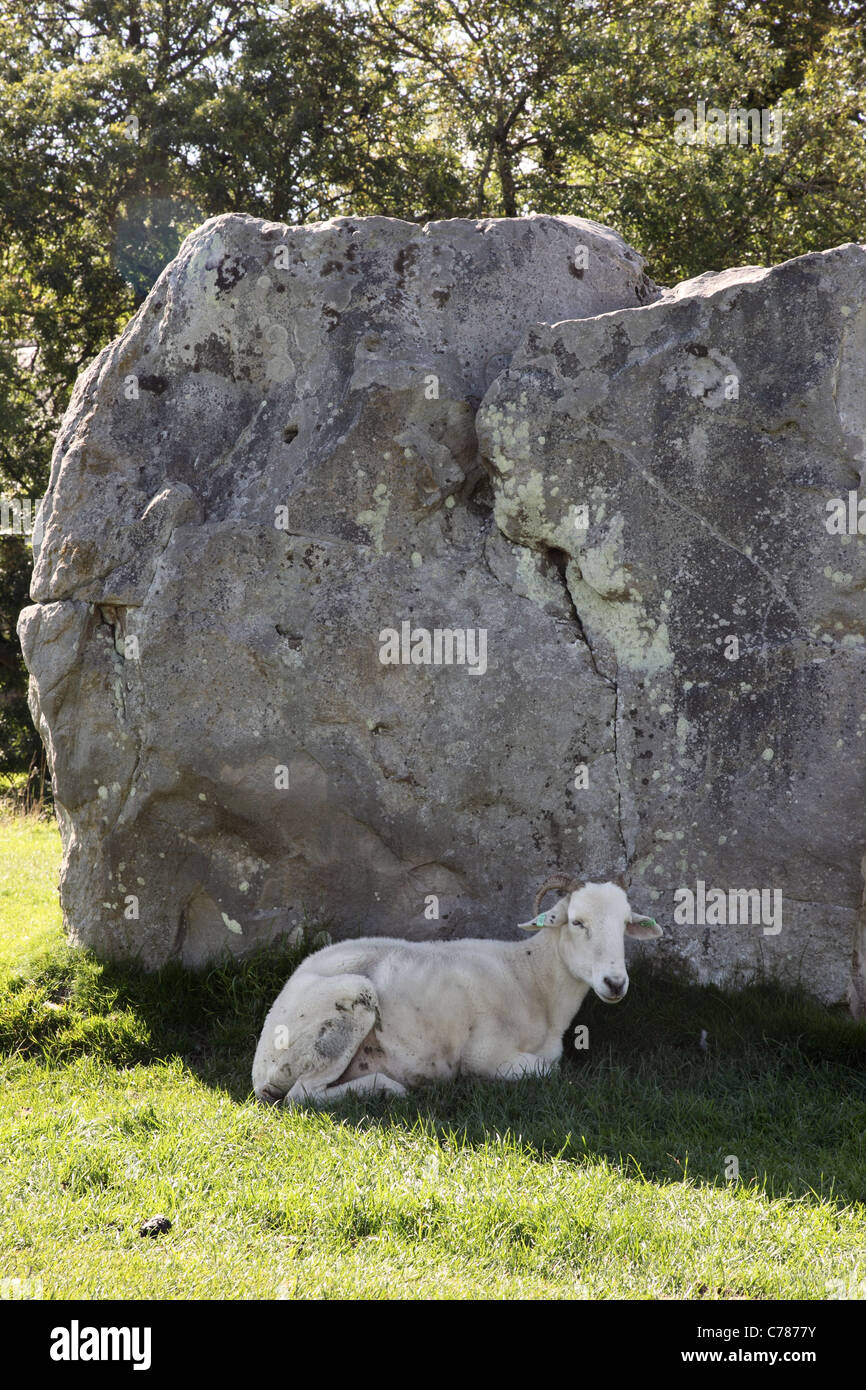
[252,875,663,1106]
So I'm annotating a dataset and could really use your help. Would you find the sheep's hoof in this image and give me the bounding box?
[256,1085,285,1105]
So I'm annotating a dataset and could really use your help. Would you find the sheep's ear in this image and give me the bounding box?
[518,897,569,932]
[626,913,663,939]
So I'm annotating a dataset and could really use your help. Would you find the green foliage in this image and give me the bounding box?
[0,540,38,774]
[563,2,866,282]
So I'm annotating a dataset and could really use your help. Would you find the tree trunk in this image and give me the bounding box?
[496,140,517,216]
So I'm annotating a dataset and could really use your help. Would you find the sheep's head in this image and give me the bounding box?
[520,875,663,1002]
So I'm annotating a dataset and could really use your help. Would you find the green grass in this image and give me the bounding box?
[0,810,63,975]
[1,811,865,1299]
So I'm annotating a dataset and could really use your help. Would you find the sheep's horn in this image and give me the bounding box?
[533,874,582,917]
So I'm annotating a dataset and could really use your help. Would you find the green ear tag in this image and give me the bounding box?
[536,913,547,927]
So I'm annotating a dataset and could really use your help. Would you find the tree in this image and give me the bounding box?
[367,0,614,217]
[364,0,866,280]
[547,1,866,282]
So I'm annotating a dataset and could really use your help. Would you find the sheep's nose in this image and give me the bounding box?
[603,976,626,997]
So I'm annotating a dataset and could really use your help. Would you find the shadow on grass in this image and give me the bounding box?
[0,933,309,1091]
[2,938,865,1206]
[336,968,866,1207]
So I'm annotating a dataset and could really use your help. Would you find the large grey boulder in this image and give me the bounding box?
[17,213,866,1012]
[18,213,655,967]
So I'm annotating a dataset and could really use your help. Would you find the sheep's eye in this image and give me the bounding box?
[571,919,587,930]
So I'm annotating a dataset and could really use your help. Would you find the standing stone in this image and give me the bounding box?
[19,214,655,967]
[18,211,866,1012]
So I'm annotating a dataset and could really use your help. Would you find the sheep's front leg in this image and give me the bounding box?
[286,1072,407,1107]
[495,1053,558,1080]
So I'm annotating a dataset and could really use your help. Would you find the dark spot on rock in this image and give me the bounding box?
[432,289,450,306]
[552,339,580,376]
[569,263,584,279]
[283,424,299,443]
[687,343,709,357]
[322,305,340,330]
[138,374,168,395]
[320,259,343,275]
[214,257,245,294]
[394,244,419,278]
[275,626,303,648]
[192,334,233,376]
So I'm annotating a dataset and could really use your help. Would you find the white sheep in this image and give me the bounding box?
[252,875,663,1106]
